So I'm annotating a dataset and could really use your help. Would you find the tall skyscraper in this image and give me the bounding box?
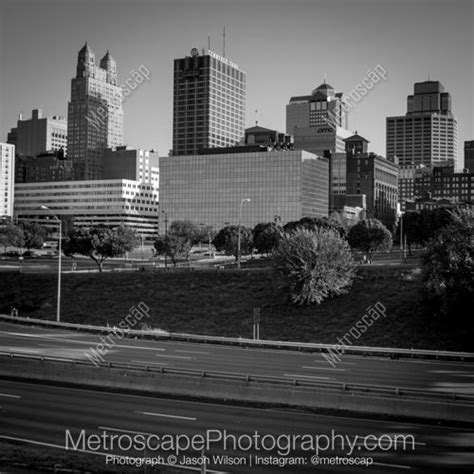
[67,43,124,180]
[386,81,458,210]
[286,81,352,156]
[172,48,246,156]
[7,109,67,157]
[0,143,15,218]
[464,140,474,172]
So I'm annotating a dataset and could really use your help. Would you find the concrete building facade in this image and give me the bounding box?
[14,179,159,238]
[15,151,73,184]
[160,149,328,231]
[344,134,398,228]
[386,81,457,210]
[102,147,159,186]
[7,109,67,157]
[0,143,15,218]
[412,165,473,206]
[287,82,352,156]
[67,43,124,180]
[172,48,245,156]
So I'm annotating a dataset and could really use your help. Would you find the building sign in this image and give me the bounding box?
[207,50,239,70]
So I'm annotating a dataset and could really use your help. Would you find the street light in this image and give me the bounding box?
[237,198,250,269]
[161,209,168,270]
[40,205,62,322]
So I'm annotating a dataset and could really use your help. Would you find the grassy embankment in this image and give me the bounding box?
[0,265,472,351]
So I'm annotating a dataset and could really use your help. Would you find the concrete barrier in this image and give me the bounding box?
[1,356,472,423]
[1,314,473,362]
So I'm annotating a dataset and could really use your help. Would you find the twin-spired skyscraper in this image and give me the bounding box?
[67,43,124,180]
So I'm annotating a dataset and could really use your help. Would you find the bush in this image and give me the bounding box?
[421,209,474,318]
[273,228,356,305]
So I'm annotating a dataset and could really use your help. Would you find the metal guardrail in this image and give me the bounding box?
[1,313,473,362]
[1,351,473,404]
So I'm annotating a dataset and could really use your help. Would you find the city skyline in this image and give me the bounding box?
[0,0,472,163]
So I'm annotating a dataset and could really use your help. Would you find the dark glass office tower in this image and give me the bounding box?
[172,48,246,156]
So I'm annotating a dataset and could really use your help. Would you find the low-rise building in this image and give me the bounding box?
[160,149,328,231]
[14,179,159,238]
[412,165,473,205]
[15,150,72,183]
[0,143,15,218]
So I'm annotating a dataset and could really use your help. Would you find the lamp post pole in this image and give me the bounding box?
[162,210,168,270]
[237,198,250,269]
[41,206,61,322]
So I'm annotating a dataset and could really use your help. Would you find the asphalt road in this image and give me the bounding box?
[0,322,473,395]
[0,380,473,473]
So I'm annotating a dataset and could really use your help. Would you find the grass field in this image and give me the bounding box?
[0,266,472,351]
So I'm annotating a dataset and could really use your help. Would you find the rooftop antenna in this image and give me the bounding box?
[324,72,327,84]
[208,35,211,51]
[255,109,258,126]
[223,26,226,57]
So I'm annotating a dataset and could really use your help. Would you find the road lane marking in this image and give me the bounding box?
[136,410,197,421]
[131,360,168,366]
[99,425,157,436]
[155,354,193,359]
[302,366,346,371]
[6,348,39,353]
[283,373,330,380]
[0,332,167,351]
[0,393,20,399]
[136,410,196,421]
[175,349,210,355]
[373,462,411,470]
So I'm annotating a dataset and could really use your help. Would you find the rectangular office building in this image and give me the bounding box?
[0,143,15,218]
[172,48,246,156]
[160,150,328,230]
[14,179,159,238]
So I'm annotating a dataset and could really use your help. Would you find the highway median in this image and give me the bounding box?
[1,352,473,424]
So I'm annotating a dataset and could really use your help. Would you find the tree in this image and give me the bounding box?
[154,234,192,267]
[283,216,346,238]
[0,222,24,253]
[421,208,474,318]
[348,219,392,262]
[169,220,200,245]
[19,221,48,250]
[212,225,253,260]
[154,220,199,265]
[196,225,217,247]
[273,228,356,305]
[63,226,137,272]
[252,222,283,255]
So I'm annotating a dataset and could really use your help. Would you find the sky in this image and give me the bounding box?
[0,0,472,163]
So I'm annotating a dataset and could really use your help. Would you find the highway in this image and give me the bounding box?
[0,321,473,395]
[0,380,473,473]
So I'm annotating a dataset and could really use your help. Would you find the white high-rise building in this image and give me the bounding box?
[67,43,124,180]
[0,143,15,218]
